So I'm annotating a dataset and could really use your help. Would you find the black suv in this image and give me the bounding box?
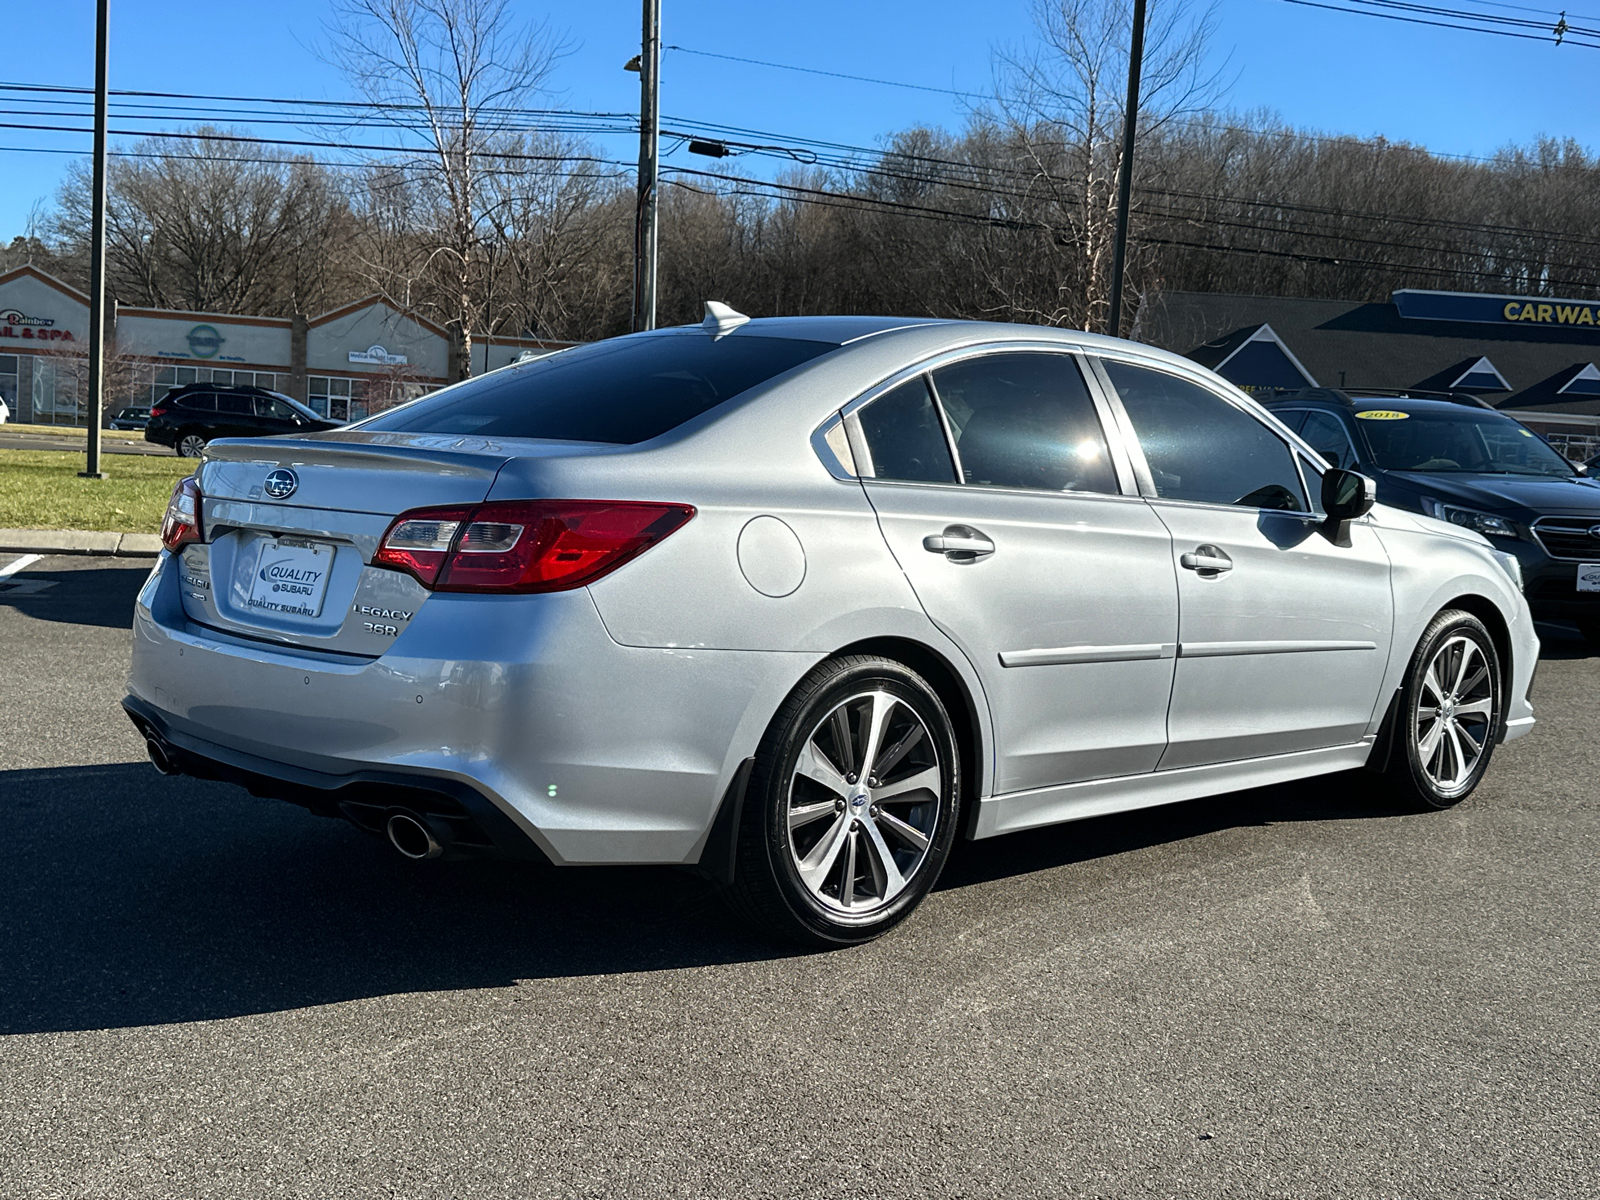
[145,385,341,457]
[1263,388,1600,647]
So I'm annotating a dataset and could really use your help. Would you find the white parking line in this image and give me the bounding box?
[0,553,43,580]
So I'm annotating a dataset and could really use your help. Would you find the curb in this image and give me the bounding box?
[0,529,163,557]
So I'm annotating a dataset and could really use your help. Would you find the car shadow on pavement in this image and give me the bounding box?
[0,559,151,630]
[1,758,1402,1036]
[0,762,789,1035]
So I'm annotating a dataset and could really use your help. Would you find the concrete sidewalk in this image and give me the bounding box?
[0,529,163,557]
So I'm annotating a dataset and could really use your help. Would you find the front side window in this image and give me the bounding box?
[1102,360,1308,512]
[931,352,1118,494]
[1299,410,1361,470]
[362,332,837,445]
[856,376,957,484]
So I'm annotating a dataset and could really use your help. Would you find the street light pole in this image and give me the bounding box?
[632,0,661,332]
[81,0,110,479]
[1106,0,1147,340]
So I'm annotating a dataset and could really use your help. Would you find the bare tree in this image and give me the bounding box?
[52,132,354,315]
[988,0,1226,331]
[327,0,564,376]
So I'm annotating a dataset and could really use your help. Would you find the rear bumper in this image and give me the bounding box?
[127,551,816,864]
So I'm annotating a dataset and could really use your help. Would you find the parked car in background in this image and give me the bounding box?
[108,406,151,430]
[144,384,341,457]
[1263,388,1600,647]
[127,312,1537,945]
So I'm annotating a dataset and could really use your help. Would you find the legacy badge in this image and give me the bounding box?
[264,468,298,500]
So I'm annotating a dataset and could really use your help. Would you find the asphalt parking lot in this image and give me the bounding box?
[2,554,1596,1199]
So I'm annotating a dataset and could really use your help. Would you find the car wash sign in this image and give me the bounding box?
[1394,289,1600,330]
[0,308,75,342]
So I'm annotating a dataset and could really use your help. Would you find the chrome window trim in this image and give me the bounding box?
[839,340,1132,500]
[858,474,1161,513]
[810,414,858,481]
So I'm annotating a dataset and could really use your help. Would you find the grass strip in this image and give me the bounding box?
[0,449,193,533]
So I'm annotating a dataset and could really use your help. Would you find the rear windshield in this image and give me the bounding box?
[358,332,837,444]
[1356,407,1575,477]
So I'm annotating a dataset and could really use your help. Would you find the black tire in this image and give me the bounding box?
[177,431,207,458]
[1381,609,1502,810]
[722,655,962,947]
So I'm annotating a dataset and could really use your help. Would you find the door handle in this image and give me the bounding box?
[1180,545,1233,574]
[923,525,995,560]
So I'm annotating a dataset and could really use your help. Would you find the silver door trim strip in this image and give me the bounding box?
[1177,639,1378,658]
[1000,642,1178,667]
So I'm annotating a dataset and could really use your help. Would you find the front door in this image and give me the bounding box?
[1095,358,1394,770]
[852,350,1179,794]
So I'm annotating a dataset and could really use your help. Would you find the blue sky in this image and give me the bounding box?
[2,0,1597,243]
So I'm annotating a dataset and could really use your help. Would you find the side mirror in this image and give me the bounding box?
[1321,468,1376,521]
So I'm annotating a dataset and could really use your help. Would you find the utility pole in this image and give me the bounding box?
[632,0,661,332]
[1106,0,1147,341]
[81,0,110,478]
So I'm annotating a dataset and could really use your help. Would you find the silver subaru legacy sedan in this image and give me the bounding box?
[127,307,1538,945]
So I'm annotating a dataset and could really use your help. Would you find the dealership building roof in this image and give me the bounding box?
[1143,288,1600,420]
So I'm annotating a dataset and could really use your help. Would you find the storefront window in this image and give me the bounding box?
[308,375,362,421]
[0,355,17,415]
[31,357,82,426]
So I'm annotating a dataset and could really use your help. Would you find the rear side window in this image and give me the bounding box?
[361,332,836,445]
[216,393,252,415]
[1102,360,1308,512]
[856,376,957,483]
[931,352,1117,494]
[181,392,216,412]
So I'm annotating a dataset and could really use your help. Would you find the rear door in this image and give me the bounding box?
[1093,357,1393,770]
[854,349,1179,794]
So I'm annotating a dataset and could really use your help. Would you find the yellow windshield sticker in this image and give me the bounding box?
[1355,410,1410,420]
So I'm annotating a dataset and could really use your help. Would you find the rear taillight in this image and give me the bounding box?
[374,500,695,593]
[149,404,170,418]
[161,476,203,553]
[371,507,473,586]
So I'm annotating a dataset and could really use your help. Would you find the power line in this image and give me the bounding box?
[663,45,988,99]
[1275,0,1600,45]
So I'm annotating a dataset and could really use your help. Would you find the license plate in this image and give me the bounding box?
[246,538,334,617]
[1579,564,1600,593]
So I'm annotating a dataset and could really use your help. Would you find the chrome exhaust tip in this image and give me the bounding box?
[386,811,444,861]
[146,737,179,776]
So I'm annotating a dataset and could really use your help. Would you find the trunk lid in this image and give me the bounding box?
[181,432,588,655]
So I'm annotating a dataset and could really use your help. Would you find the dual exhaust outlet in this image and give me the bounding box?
[145,731,449,862]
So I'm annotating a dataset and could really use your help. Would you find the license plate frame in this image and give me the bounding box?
[1578,563,1600,593]
[245,537,335,617]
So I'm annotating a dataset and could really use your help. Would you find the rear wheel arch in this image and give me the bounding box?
[832,636,985,831]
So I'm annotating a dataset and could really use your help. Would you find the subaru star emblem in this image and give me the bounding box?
[263,468,298,500]
[1589,524,1600,540]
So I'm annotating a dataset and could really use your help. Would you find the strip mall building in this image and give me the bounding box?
[0,265,568,425]
[1147,287,1600,458]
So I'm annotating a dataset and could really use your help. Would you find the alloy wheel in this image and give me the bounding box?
[178,435,206,458]
[1413,634,1496,797]
[786,689,943,916]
